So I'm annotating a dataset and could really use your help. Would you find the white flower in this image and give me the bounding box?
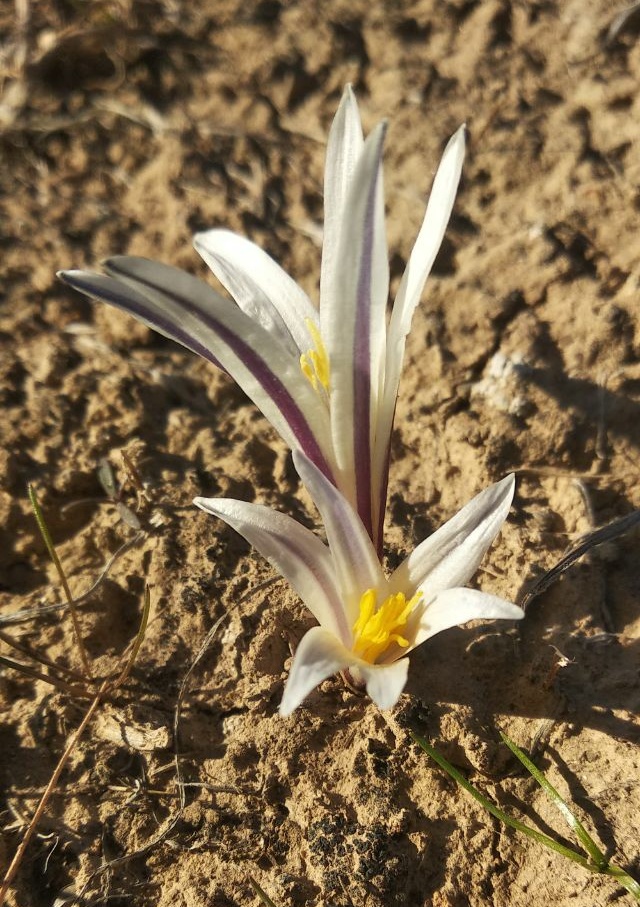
[195,451,523,715]
[58,86,465,554]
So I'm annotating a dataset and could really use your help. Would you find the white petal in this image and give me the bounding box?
[279,626,354,716]
[194,497,350,644]
[62,258,337,484]
[194,229,317,357]
[320,84,364,317]
[409,587,524,651]
[358,658,410,710]
[293,450,384,624]
[391,474,515,598]
[322,122,389,543]
[390,126,466,344]
[373,126,465,536]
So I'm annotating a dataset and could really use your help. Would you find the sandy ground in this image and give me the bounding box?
[1,1,639,905]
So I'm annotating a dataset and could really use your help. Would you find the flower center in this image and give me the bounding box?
[352,588,422,664]
[300,318,330,393]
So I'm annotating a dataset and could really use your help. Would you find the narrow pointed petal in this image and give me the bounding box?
[320,84,364,316]
[373,126,466,538]
[390,126,466,346]
[194,497,351,644]
[194,229,317,357]
[294,450,384,624]
[58,260,336,483]
[358,658,409,710]
[391,474,515,598]
[280,626,355,716]
[408,587,523,651]
[323,123,389,542]
[58,268,226,368]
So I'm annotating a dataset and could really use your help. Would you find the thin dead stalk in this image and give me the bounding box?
[28,484,92,677]
[72,577,278,904]
[0,680,109,905]
[0,628,85,682]
[0,530,144,626]
[0,654,89,697]
[1,470,153,901]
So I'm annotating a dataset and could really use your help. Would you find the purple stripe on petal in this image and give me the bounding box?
[59,270,226,370]
[352,141,383,544]
[60,265,334,483]
[195,495,352,646]
[213,312,335,482]
[257,526,351,643]
[373,396,396,552]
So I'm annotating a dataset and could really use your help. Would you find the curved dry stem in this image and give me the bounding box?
[0,680,109,906]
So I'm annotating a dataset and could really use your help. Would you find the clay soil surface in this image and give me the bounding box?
[1,1,639,905]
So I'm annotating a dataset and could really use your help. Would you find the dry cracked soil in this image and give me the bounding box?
[0,1,639,905]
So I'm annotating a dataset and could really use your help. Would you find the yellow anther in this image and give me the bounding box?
[352,588,422,664]
[300,318,330,393]
[300,354,317,389]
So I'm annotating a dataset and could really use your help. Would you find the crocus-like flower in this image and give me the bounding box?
[57,86,465,554]
[195,451,524,715]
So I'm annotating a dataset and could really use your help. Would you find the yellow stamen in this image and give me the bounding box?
[352,588,422,664]
[300,318,330,393]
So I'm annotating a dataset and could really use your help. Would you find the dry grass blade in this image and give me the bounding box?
[71,577,278,904]
[606,2,640,44]
[0,681,109,906]
[109,584,151,689]
[0,654,89,697]
[520,509,640,610]
[0,531,144,626]
[28,484,92,677]
[0,628,86,682]
[3,571,153,905]
[0,482,154,902]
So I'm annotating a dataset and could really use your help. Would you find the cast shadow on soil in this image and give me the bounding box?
[513,311,640,455]
[544,746,620,858]
[525,364,640,450]
[405,557,640,748]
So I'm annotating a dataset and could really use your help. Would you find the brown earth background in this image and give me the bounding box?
[1,1,639,905]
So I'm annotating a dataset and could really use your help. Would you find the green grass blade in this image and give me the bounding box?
[499,732,607,869]
[248,876,279,907]
[607,864,640,900]
[410,732,593,870]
